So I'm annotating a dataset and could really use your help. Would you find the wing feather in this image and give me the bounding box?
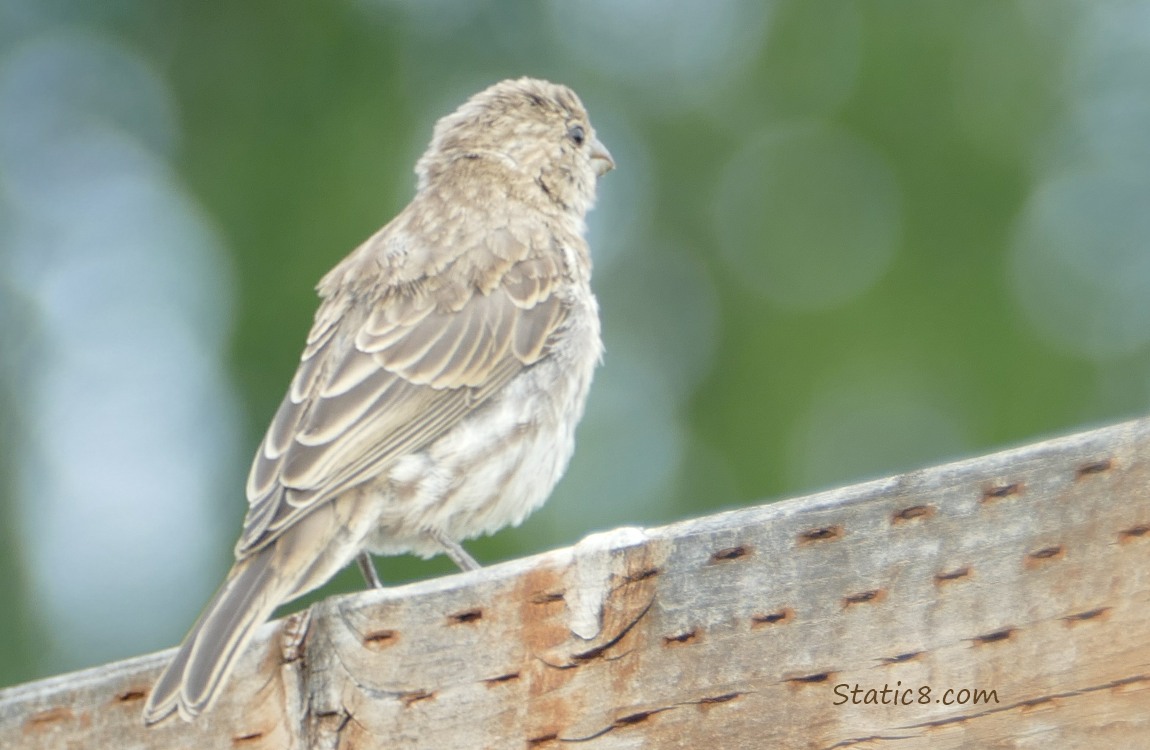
[295,366,402,447]
[321,345,384,398]
[432,299,488,387]
[236,240,569,557]
[512,294,563,361]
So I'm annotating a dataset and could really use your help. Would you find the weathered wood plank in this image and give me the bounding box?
[3,418,1149,748]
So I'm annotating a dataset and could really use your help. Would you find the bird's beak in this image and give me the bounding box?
[590,136,615,177]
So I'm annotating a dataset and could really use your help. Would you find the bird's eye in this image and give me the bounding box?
[567,124,586,146]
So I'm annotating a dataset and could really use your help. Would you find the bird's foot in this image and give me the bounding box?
[357,552,385,589]
[430,529,481,572]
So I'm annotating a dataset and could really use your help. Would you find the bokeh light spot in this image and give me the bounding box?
[1009,170,1150,361]
[545,0,772,111]
[712,122,902,312]
[788,368,969,491]
[0,33,239,672]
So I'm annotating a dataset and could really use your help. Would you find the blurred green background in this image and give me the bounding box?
[4,0,1150,687]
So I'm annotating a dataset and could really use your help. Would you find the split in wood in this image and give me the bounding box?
[751,608,794,627]
[401,689,435,706]
[1026,545,1064,567]
[1076,458,1113,477]
[935,566,972,584]
[882,651,922,664]
[615,711,655,726]
[892,505,935,523]
[788,672,832,685]
[798,526,843,545]
[113,690,145,704]
[710,546,750,562]
[1119,525,1150,542]
[623,567,660,583]
[843,589,885,606]
[484,672,520,685]
[982,482,1023,501]
[449,609,483,624]
[696,692,740,705]
[1063,607,1109,624]
[362,629,397,649]
[972,627,1015,645]
[25,707,72,729]
[663,629,699,646]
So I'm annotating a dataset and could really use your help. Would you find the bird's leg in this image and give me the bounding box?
[430,529,481,572]
[357,552,385,589]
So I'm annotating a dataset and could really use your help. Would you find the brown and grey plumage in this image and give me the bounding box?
[143,77,614,724]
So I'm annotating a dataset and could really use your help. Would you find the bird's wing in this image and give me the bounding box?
[235,229,568,557]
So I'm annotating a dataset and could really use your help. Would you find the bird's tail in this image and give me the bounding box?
[142,546,282,724]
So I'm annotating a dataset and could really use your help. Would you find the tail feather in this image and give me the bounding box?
[144,494,374,724]
[143,547,279,724]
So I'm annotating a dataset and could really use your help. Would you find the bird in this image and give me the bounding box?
[143,77,614,724]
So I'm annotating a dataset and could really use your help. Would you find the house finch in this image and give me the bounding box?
[143,77,614,724]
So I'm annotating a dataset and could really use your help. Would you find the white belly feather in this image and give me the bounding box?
[366,292,601,558]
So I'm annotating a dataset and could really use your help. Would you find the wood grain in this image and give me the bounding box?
[3,418,1150,748]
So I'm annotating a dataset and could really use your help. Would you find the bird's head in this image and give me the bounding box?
[416,77,614,217]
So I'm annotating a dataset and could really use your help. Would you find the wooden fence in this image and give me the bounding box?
[3,417,1150,748]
